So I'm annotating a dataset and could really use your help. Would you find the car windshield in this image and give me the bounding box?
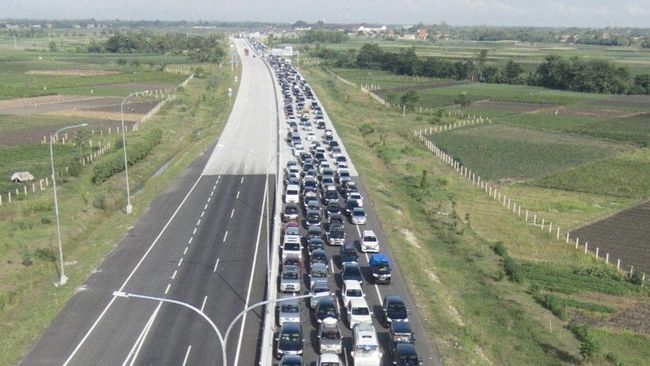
[281,304,299,313]
[398,351,419,362]
[353,210,364,217]
[330,231,344,239]
[280,332,301,345]
[363,236,377,242]
[285,243,300,251]
[319,306,336,318]
[347,289,363,297]
[312,271,326,278]
[352,307,370,315]
[283,271,298,280]
[388,303,407,317]
[322,329,340,340]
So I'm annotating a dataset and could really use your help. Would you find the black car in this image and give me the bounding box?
[391,342,422,365]
[326,223,345,246]
[328,213,344,227]
[315,297,338,324]
[382,295,409,326]
[339,241,359,266]
[308,238,325,253]
[341,262,363,284]
[276,322,303,359]
[390,321,415,347]
[278,355,304,366]
[345,199,359,214]
[323,189,339,205]
[325,202,341,218]
[310,249,328,267]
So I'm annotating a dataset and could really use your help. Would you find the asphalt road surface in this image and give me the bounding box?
[21,38,277,366]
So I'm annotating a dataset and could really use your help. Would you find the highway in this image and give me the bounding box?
[21,38,278,366]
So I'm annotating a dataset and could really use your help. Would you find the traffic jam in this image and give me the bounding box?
[249,38,423,366]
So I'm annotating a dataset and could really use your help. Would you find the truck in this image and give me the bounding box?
[369,253,392,284]
[244,48,249,56]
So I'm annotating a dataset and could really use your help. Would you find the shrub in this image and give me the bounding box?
[504,256,522,283]
[34,248,56,262]
[629,271,644,285]
[92,128,163,183]
[40,215,52,224]
[93,193,107,210]
[117,58,127,66]
[21,248,33,267]
[491,241,507,257]
[579,335,600,361]
[544,294,568,320]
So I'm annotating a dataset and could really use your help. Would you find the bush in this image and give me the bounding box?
[34,248,56,262]
[504,256,522,283]
[544,294,568,320]
[116,58,127,66]
[40,215,52,224]
[579,335,600,361]
[21,248,33,267]
[93,193,107,210]
[92,128,163,183]
[629,271,644,285]
[491,241,507,257]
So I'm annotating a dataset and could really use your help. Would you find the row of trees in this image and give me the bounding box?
[312,43,650,95]
[95,32,225,63]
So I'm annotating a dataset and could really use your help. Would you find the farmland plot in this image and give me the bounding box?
[570,200,650,275]
[427,124,630,181]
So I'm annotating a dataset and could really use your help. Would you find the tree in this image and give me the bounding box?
[634,74,650,94]
[504,60,524,83]
[48,41,57,52]
[356,43,384,69]
[478,49,489,67]
[400,90,419,109]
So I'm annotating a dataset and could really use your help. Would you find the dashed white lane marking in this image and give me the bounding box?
[236,191,240,199]
[183,247,188,255]
[231,209,235,218]
[223,231,229,243]
[210,191,214,197]
[200,211,205,218]
[164,283,171,295]
[177,258,183,267]
[213,258,220,272]
[240,177,244,184]
[188,236,193,244]
[192,228,197,235]
[204,203,209,210]
[171,270,178,280]
[207,196,212,202]
[182,345,192,366]
[356,225,384,307]
[196,219,201,226]
[330,258,335,274]
[200,296,208,312]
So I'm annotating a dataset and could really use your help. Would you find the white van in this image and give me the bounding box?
[285,184,300,204]
[351,322,382,366]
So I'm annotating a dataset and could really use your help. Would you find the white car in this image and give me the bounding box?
[306,132,316,141]
[281,236,302,262]
[347,297,372,329]
[317,353,344,366]
[348,192,364,207]
[361,230,379,253]
[292,143,305,157]
[351,322,382,366]
[342,280,365,307]
[285,184,300,204]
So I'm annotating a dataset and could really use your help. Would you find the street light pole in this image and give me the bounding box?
[50,123,88,286]
[120,91,147,215]
[113,291,328,366]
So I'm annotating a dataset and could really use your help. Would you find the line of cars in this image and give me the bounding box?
[250,37,424,366]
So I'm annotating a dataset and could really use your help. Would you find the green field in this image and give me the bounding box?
[531,147,650,199]
[427,124,630,181]
[331,67,447,88]
[301,64,650,366]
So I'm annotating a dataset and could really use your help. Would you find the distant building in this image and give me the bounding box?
[416,28,429,41]
[270,46,297,58]
[399,34,416,41]
[11,172,34,183]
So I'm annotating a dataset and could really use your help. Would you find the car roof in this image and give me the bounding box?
[391,320,413,333]
[385,295,404,304]
[343,280,362,289]
[363,230,376,236]
[396,342,418,354]
[311,262,327,271]
[281,322,301,332]
[280,297,300,306]
[348,297,369,308]
[319,353,341,362]
[312,280,329,289]
[312,249,326,255]
[283,265,300,273]
[286,184,300,190]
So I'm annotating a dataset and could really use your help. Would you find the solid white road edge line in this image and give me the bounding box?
[120,302,162,366]
[62,175,205,366]
[232,177,268,366]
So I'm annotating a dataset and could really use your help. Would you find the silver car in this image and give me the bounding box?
[280,265,301,293]
[310,280,330,308]
[309,262,328,289]
[318,317,343,354]
[278,297,300,326]
[351,207,367,225]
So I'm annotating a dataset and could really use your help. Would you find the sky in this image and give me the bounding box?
[1,0,649,28]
